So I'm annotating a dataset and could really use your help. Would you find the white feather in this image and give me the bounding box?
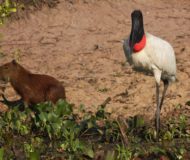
[123,32,176,84]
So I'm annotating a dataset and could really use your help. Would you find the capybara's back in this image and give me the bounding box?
[0,60,66,105]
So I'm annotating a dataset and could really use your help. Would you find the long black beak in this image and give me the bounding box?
[129,22,139,54]
[129,10,144,53]
[130,28,136,53]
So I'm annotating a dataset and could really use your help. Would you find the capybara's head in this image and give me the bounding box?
[0,60,18,82]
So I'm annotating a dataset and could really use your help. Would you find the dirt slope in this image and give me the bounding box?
[0,0,190,119]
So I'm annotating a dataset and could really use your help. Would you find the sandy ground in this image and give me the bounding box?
[0,0,190,120]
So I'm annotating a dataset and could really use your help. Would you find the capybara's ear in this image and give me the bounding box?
[12,59,17,65]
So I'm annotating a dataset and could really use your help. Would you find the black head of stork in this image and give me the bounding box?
[129,10,145,53]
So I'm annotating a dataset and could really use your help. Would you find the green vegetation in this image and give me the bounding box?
[0,99,189,159]
[0,0,17,25]
[0,0,59,25]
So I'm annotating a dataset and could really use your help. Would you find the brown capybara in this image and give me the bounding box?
[0,60,66,106]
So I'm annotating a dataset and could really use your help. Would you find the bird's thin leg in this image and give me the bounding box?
[159,80,169,110]
[155,82,160,138]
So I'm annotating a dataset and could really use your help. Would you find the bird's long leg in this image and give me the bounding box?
[159,80,169,110]
[155,82,161,138]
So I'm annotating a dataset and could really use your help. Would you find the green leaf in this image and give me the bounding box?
[0,148,4,160]
[52,122,62,135]
[96,107,106,119]
[39,112,47,123]
[15,120,21,129]
[7,8,17,13]
[163,131,173,140]
[5,0,10,8]
[150,146,166,155]
[135,115,144,127]
[35,102,52,112]
[6,111,12,121]
[29,151,40,160]
[83,145,94,158]
[56,100,72,116]
[20,125,29,135]
[45,125,52,139]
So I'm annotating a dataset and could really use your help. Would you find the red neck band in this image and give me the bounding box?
[133,35,146,53]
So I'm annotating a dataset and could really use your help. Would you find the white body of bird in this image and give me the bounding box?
[123,32,176,84]
[123,10,177,138]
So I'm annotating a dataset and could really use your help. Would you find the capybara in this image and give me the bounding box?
[0,60,66,106]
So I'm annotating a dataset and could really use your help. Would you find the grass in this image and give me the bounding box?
[0,0,59,25]
[0,99,189,159]
[0,0,17,25]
